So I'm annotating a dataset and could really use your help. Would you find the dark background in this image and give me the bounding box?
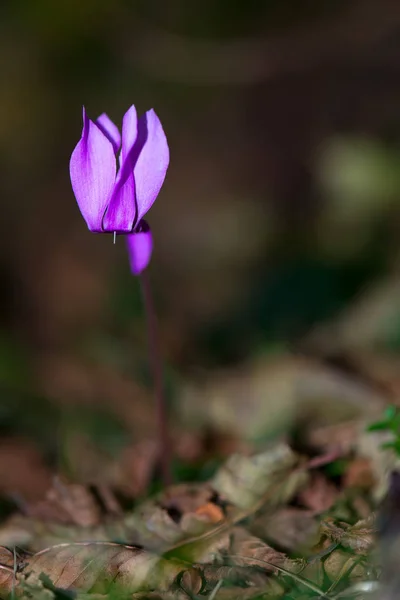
[1,0,400,497]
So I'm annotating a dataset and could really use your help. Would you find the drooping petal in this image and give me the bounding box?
[133,109,170,222]
[70,107,116,232]
[96,113,121,154]
[126,220,153,275]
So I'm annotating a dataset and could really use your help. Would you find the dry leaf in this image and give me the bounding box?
[0,485,223,554]
[252,507,318,552]
[118,483,227,552]
[0,547,16,598]
[158,483,219,515]
[212,581,285,599]
[320,516,376,554]
[211,444,299,509]
[0,447,306,556]
[21,542,202,595]
[31,478,102,527]
[229,527,286,572]
[195,502,224,523]
[297,473,338,514]
[180,355,384,441]
[344,457,375,490]
[323,548,367,583]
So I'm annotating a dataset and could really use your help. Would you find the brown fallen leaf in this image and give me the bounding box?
[343,457,376,490]
[159,483,219,515]
[211,582,285,600]
[297,472,338,514]
[0,547,16,598]
[133,483,227,551]
[320,515,376,554]
[195,502,224,523]
[211,443,302,509]
[251,507,318,552]
[28,478,102,527]
[229,527,287,573]
[0,547,14,569]
[15,542,203,596]
[323,548,368,584]
[180,354,385,442]
[0,446,308,557]
[132,454,304,555]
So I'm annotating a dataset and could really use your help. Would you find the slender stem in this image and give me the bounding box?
[140,271,172,486]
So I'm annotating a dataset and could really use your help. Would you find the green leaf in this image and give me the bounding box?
[367,420,390,432]
[384,405,398,420]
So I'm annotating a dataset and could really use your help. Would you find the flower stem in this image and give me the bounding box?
[140,271,172,486]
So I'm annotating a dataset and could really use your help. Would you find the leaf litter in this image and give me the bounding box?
[0,356,398,598]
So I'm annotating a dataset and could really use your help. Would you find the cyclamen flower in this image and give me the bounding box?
[70,105,169,274]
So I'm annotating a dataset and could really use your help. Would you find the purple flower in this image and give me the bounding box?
[70,105,169,274]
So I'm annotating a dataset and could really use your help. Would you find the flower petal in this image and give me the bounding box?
[70,107,116,232]
[134,109,170,222]
[126,220,153,275]
[120,104,138,164]
[102,105,139,232]
[102,157,137,232]
[96,113,121,154]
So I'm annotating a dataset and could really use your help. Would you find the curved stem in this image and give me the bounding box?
[140,271,172,486]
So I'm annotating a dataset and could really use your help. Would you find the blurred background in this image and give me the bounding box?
[1,0,400,501]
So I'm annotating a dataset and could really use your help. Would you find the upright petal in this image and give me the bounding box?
[126,220,153,275]
[134,109,169,222]
[102,155,137,232]
[102,105,140,232]
[96,113,121,154]
[70,107,116,232]
[120,105,138,165]
[102,105,139,232]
